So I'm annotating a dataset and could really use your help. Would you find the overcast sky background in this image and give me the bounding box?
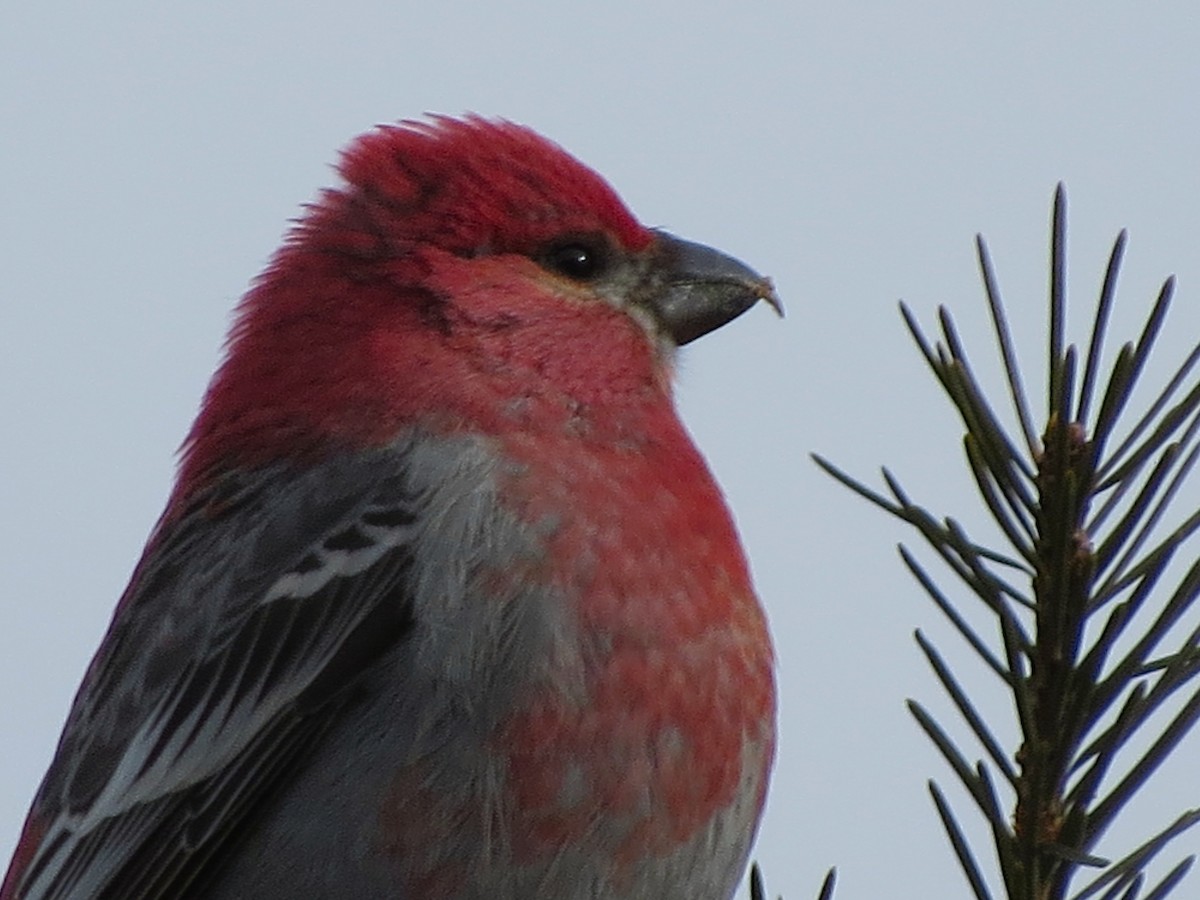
[4,4,1200,898]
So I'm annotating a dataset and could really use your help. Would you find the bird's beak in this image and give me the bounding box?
[649,231,783,346]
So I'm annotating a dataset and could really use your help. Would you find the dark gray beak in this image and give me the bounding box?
[649,231,782,345]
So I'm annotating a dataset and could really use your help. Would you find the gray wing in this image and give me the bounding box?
[15,446,433,900]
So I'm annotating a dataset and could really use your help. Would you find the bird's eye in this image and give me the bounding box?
[541,240,609,281]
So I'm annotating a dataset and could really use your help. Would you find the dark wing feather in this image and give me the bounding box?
[15,449,422,900]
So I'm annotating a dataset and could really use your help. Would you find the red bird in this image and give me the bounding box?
[2,116,778,899]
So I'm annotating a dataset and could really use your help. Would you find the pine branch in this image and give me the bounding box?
[807,186,1200,898]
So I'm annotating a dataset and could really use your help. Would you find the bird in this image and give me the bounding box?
[1,115,779,900]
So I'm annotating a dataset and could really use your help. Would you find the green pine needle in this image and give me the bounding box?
[807,186,1200,899]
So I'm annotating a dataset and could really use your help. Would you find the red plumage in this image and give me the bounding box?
[3,116,777,900]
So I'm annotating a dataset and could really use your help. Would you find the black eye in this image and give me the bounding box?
[542,240,608,281]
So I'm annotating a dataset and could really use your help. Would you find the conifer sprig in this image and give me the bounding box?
[812,186,1200,899]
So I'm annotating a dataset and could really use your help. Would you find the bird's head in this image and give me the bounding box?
[178,116,779,492]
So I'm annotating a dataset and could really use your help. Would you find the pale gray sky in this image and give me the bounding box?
[4,3,1200,897]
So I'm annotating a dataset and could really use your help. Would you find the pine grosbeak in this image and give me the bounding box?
[1,116,778,899]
